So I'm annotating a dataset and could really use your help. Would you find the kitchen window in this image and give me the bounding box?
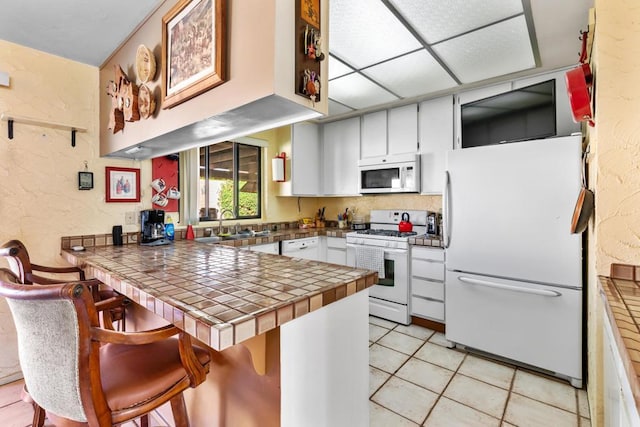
[198,141,261,221]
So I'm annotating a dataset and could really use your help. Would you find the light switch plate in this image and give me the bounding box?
[0,71,9,87]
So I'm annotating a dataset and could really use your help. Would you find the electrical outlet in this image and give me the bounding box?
[125,211,137,225]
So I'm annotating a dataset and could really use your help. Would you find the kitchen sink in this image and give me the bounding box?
[194,230,270,242]
[194,236,222,243]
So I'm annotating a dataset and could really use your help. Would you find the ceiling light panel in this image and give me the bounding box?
[433,16,535,84]
[328,100,355,116]
[329,56,355,80]
[362,49,457,98]
[388,0,523,44]
[330,0,422,69]
[329,73,399,110]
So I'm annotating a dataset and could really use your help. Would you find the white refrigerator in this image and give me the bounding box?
[443,135,583,387]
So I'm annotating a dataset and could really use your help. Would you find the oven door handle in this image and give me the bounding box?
[346,243,407,255]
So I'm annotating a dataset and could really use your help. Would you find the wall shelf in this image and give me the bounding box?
[1,113,87,147]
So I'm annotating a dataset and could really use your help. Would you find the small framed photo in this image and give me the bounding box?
[78,171,94,190]
[105,167,140,203]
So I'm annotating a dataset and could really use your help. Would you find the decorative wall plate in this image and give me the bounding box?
[136,44,156,83]
[138,84,156,119]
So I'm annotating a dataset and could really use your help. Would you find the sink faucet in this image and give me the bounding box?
[218,209,233,233]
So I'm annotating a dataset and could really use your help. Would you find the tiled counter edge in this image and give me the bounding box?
[61,244,377,352]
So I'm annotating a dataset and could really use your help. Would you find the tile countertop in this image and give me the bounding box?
[61,240,377,351]
[599,263,640,410]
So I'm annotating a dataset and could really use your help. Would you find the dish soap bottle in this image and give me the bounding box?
[165,215,175,241]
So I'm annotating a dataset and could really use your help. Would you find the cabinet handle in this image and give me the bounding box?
[458,276,561,297]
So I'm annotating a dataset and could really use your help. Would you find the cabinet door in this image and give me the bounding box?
[326,237,346,265]
[323,118,360,196]
[291,122,320,195]
[419,96,454,194]
[250,242,280,254]
[361,111,387,159]
[327,248,347,265]
[388,104,418,155]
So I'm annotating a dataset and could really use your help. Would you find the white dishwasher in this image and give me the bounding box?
[281,237,320,261]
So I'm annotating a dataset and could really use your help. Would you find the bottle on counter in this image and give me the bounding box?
[186,223,195,240]
[165,216,175,241]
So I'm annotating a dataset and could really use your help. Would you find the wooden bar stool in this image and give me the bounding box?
[0,239,129,330]
[0,268,211,427]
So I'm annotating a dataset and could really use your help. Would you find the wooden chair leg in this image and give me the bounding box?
[140,414,149,427]
[170,394,189,427]
[32,403,45,427]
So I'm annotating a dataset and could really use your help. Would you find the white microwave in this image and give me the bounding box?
[358,154,420,194]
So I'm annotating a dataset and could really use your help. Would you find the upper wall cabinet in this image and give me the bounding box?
[361,104,418,160]
[361,111,387,159]
[388,104,419,156]
[419,96,453,194]
[290,122,321,196]
[323,117,360,196]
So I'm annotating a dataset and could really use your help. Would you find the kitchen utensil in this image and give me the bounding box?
[571,147,594,234]
[398,212,413,232]
[565,63,594,126]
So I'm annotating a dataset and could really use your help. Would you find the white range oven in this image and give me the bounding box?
[346,209,428,325]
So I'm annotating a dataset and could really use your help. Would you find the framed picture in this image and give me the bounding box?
[78,171,94,190]
[162,0,227,109]
[105,167,141,203]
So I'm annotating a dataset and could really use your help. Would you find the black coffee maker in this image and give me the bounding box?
[140,209,170,246]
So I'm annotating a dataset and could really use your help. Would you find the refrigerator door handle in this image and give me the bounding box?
[458,276,562,297]
[443,171,451,248]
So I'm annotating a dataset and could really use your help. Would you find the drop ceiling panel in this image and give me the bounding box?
[362,49,457,98]
[328,100,355,116]
[433,16,535,84]
[329,0,422,69]
[329,56,355,80]
[329,73,399,109]
[388,0,524,44]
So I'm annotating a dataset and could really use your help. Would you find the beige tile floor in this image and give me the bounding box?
[0,316,592,426]
[368,316,591,427]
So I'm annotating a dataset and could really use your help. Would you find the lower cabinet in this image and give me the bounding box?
[326,237,347,265]
[240,242,280,254]
[603,304,640,426]
[410,246,445,322]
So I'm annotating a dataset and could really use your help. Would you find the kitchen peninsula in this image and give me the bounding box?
[62,240,376,427]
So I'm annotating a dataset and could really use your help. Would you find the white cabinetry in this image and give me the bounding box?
[361,111,387,159]
[361,105,418,160]
[410,246,445,322]
[419,96,453,194]
[323,118,360,196]
[603,305,640,426]
[326,237,347,265]
[290,122,321,196]
[239,242,280,254]
[250,242,280,254]
[388,104,418,155]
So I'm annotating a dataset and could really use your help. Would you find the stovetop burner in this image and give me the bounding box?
[356,229,417,238]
